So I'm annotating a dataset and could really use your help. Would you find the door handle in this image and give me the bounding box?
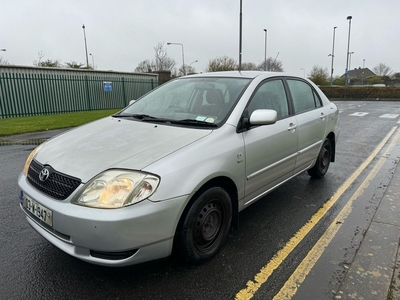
[320,113,326,120]
[288,123,297,132]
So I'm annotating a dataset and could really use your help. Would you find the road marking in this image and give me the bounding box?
[273,126,400,299]
[235,126,398,300]
[349,112,369,117]
[380,114,399,119]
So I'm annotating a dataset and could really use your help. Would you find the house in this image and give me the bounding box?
[341,67,375,84]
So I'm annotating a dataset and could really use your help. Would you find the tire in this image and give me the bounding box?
[307,138,332,178]
[177,187,232,264]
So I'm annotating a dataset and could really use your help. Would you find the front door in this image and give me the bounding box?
[243,79,298,205]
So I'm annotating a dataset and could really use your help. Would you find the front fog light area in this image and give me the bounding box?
[72,170,160,208]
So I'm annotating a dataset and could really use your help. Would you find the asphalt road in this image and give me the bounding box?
[1,100,400,299]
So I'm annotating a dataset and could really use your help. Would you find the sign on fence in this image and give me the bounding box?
[103,81,113,92]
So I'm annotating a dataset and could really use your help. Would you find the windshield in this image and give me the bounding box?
[117,77,251,127]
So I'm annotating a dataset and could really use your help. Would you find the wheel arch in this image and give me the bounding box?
[174,176,239,251]
[327,132,336,162]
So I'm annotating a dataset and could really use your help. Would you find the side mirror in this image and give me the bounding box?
[129,100,136,105]
[249,109,277,125]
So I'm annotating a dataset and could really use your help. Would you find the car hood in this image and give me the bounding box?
[34,117,212,182]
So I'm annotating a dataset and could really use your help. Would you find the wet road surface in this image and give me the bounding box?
[1,100,400,299]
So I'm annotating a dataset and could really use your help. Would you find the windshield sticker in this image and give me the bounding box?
[196,116,207,121]
[205,118,215,123]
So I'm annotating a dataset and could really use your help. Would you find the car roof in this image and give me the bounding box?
[185,71,299,80]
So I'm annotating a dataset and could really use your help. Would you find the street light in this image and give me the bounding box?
[0,49,5,52]
[82,24,89,69]
[190,60,198,66]
[345,16,352,86]
[349,51,354,71]
[363,58,365,68]
[329,26,337,85]
[263,29,267,71]
[90,53,95,70]
[301,68,305,77]
[238,0,243,72]
[167,42,185,75]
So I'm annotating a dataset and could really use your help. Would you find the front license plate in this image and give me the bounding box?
[23,194,53,227]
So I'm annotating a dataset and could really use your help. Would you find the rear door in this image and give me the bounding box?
[285,79,328,174]
[243,79,298,205]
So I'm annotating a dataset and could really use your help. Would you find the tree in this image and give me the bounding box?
[33,51,45,66]
[154,42,176,71]
[308,65,329,86]
[332,77,345,85]
[135,59,155,73]
[373,63,393,76]
[391,72,400,80]
[179,64,196,75]
[134,42,176,73]
[0,57,9,65]
[258,57,284,72]
[33,51,62,68]
[365,76,384,85]
[206,56,237,72]
[36,59,63,68]
[240,62,258,71]
[65,61,86,69]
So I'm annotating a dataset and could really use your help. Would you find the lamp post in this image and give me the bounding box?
[82,24,89,69]
[90,53,95,70]
[329,26,337,85]
[0,49,5,52]
[363,58,365,68]
[349,51,354,71]
[239,0,243,72]
[263,28,267,71]
[167,42,185,75]
[301,68,305,77]
[188,60,198,74]
[345,16,352,86]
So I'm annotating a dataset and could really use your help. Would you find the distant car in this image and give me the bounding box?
[394,83,400,87]
[372,84,386,87]
[18,71,339,267]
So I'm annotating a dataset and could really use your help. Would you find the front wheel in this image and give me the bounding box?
[307,138,332,178]
[177,187,232,264]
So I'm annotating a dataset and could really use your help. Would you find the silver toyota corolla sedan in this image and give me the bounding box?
[18,71,339,267]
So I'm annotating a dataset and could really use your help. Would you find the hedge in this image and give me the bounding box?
[320,86,400,100]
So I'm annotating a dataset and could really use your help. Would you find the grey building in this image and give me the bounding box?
[341,67,375,84]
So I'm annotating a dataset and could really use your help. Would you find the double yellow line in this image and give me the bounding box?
[236,126,400,300]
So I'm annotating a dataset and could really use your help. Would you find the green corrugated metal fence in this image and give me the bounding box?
[0,66,158,118]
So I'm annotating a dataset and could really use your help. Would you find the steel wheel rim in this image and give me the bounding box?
[320,146,330,172]
[194,201,223,251]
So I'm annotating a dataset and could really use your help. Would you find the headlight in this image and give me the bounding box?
[71,170,160,209]
[23,143,45,176]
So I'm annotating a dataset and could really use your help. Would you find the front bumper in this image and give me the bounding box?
[18,173,189,267]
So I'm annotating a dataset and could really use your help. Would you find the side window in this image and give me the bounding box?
[287,80,318,114]
[247,80,289,119]
[313,90,322,108]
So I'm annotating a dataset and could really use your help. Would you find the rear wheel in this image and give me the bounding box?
[307,138,332,178]
[177,187,232,264]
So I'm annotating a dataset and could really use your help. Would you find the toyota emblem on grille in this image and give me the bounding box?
[39,168,50,182]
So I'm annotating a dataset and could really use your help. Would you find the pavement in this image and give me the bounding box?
[1,129,400,299]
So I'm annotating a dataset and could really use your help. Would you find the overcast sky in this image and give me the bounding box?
[1,0,399,77]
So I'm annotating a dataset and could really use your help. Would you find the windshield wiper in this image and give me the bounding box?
[113,114,218,127]
[113,113,158,120]
[171,119,218,127]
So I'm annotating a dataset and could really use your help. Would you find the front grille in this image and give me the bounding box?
[27,160,81,200]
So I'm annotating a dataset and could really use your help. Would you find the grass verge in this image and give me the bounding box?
[0,109,120,136]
